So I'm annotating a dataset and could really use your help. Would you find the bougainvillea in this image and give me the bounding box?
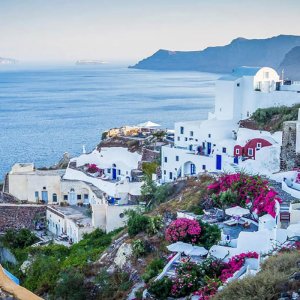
[219,252,259,282]
[208,173,281,218]
[170,262,201,297]
[87,163,100,174]
[165,218,202,244]
[193,278,221,300]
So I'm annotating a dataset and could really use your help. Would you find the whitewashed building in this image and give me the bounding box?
[161,66,300,182]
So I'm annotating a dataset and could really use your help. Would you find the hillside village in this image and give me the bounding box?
[2,66,300,299]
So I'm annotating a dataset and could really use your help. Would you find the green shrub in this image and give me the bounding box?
[53,268,87,300]
[142,258,166,283]
[198,220,221,249]
[146,215,163,235]
[132,239,151,258]
[2,228,38,250]
[148,277,172,300]
[126,210,150,237]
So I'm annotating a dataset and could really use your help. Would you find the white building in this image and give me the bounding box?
[161,66,300,182]
[210,66,300,121]
[64,147,143,203]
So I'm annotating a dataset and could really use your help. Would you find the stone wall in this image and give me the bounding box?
[280,121,300,170]
[0,205,46,233]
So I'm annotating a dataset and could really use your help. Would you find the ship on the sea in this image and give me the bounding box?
[76,60,107,65]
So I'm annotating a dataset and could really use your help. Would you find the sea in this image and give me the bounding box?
[0,64,219,180]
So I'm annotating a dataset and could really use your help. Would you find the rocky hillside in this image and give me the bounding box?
[130,35,300,73]
[279,46,300,80]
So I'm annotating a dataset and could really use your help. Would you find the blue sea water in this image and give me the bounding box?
[0,64,218,180]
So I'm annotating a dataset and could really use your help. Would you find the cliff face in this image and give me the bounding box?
[279,46,300,80]
[130,35,300,73]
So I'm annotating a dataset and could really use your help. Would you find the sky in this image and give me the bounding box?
[1,0,300,63]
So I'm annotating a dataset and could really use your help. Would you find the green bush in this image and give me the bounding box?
[198,220,221,249]
[148,277,172,300]
[132,239,151,258]
[142,258,166,283]
[126,210,150,237]
[95,270,133,300]
[53,268,87,300]
[2,228,38,250]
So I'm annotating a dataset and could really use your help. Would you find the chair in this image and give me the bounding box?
[223,218,238,226]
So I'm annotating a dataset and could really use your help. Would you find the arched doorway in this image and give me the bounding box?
[183,161,196,176]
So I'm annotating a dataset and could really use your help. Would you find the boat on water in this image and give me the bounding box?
[75,60,107,65]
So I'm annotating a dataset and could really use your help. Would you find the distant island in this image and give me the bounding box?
[76,60,107,65]
[0,57,17,65]
[129,34,300,78]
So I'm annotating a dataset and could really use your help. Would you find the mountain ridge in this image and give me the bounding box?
[130,35,300,75]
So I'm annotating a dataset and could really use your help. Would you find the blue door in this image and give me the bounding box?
[234,156,239,164]
[216,155,222,170]
[41,191,48,203]
[190,163,196,175]
[207,142,212,155]
[112,168,117,180]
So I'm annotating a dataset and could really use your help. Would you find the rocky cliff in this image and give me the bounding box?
[130,35,300,73]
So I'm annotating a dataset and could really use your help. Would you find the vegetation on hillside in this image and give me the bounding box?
[1,228,123,299]
[213,250,300,300]
[246,104,300,132]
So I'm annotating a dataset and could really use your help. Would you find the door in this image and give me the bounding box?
[207,142,212,155]
[41,191,48,203]
[112,168,117,180]
[190,163,196,175]
[216,155,222,170]
[234,156,239,164]
[68,190,76,205]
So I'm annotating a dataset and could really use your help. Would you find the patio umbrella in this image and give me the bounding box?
[167,242,193,253]
[287,223,300,237]
[225,206,250,217]
[185,246,208,256]
[137,121,161,128]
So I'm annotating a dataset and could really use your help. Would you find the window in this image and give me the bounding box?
[63,195,68,201]
[119,213,125,218]
[176,156,179,161]
[236,149,240,155]
[169,172,173,180]
[222,147,226,153]
[180,126,184,134]
[237,83,240,87]
[43,186,46,190]
[202,165,206,170]
[107,168,111,173]
[248,148,254,156]
[84,194,89,200]
[208,134,211,138]
[52,193,57,202]
[247,111,250,117]
[177,136,180,141]
[118,170,121,175]
[77,194,82,200]
[164,157,167,163]
[163,170,166,175]
[190,131,194,137]
[195,139,198,142]
[257,142,262,149]
[34,191,39,199]
[185,137,188,142]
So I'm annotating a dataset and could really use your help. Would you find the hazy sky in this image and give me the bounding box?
[1,0,300,62]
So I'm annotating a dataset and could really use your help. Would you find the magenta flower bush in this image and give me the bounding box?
[165,218,202,244]
[87,163,100,174]
[219,252,258,282]
[208,173,281,218]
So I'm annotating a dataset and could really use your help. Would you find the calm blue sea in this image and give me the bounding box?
[0,64,218,180]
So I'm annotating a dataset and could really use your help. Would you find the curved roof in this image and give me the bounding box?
[219,66,261,81]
